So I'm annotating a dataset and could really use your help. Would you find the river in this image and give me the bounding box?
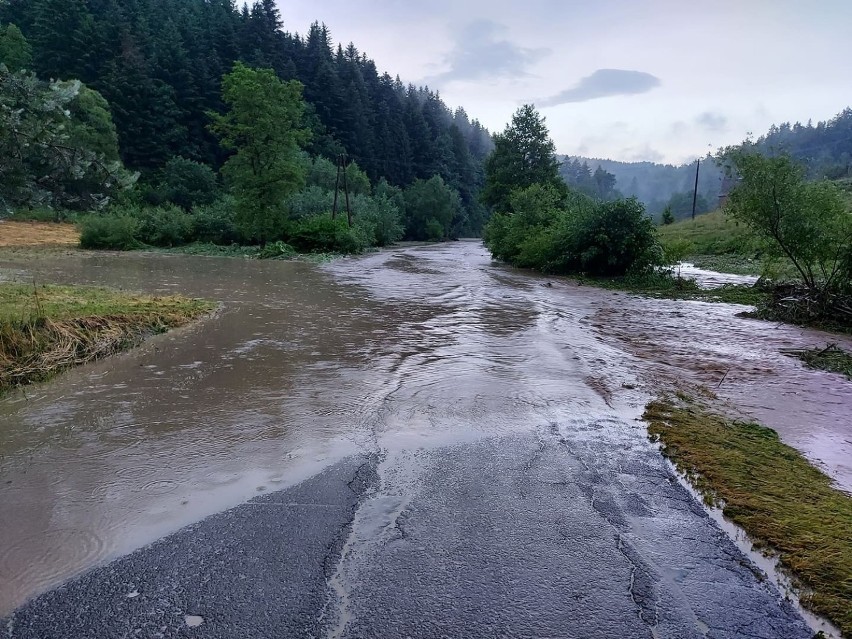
[0,241,849,636]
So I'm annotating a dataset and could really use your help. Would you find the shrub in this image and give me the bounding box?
[483,187,662,277]
[128,204,194,247]
[193,197,240,245]
[78,214,139,250]
[354,194,404,247]
[564,198,662,276]
[286,215,367,253]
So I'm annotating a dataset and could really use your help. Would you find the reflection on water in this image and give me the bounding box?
[0,242,849,614]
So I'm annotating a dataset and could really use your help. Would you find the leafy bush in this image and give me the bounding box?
[563,198,661,276]
[354,194,404,246]
[126,204,194,247]
[483,186,662,276]
[78,214,139,250]
[721,148,852,293]
[286,215,367,253]
[193,197,240,245]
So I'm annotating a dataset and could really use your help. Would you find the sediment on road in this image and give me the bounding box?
[645,397,852,636]
[0,283,215,392]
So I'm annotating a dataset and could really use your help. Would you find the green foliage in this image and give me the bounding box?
[159,157,218,210]
[257,240,296,259]
[131,204,194,247]
[78,214,139,250]
[565,198,661,276]
[67,86,120,162]
[0,68,135,213]
[286,215,367,254]
[286,185,333,220]
[721,148,852,291]
[661,206,675,225]
[482,105,567,213]
[305,156,371,197]
[0,22,31,72]
[484,185,662,276]
[404,175,460,241]
[354,194,404,247]
[193,197,240,245]
[210,62,310,244]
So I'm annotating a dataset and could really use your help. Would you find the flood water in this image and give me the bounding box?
[1,242,850,615]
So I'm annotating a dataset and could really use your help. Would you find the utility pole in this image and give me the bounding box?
[691,158,701,221]
[341,154,352,227]
[332,155,342,220]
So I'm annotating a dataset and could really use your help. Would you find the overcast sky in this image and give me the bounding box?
[277,0,852,165]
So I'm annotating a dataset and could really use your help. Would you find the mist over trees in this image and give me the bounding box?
[560,156,721,221]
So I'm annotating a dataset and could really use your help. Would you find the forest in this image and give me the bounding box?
[0,0,493,246]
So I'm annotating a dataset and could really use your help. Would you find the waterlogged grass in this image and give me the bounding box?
[0,283,214,391]
[141,241,342,262]
[578,273,769,306]
[784,344,852,380]
[645,399,852,635]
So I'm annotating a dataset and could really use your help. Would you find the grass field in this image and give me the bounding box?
[0,221,80,247]
[0,283,214,392]
[645,398,852,635]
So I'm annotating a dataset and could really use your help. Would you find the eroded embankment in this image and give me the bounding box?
[0,283,214,392]
[645,398,852,636]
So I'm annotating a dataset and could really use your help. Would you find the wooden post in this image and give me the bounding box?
[342,155,352,227]
[692,159,701,221]
[332,155,341,220]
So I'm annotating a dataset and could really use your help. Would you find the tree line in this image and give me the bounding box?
[0,0,493,237]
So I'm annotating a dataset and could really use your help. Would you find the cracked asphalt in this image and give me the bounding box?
[1,243,827,638]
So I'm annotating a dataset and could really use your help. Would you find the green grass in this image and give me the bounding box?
[783,344,852,380]
[645,398,852,635]
[0,283,214,391]
[658,210,755,256]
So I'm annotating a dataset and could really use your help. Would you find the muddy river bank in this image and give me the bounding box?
[1,242,849,626]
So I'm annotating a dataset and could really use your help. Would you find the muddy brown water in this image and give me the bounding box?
[1,242,850,615]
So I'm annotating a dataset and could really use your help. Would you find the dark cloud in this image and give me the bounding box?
[424,20,549,86]
[539,69,661,106]
[695,111,727,131]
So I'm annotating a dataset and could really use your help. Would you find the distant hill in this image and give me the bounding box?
[560,156,724,220]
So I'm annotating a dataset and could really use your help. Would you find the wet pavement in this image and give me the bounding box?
[1,242,849,637]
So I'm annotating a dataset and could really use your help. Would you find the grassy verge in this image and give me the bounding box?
[0,283,215,392]
[645,398,852,635]
[782,344,852,380]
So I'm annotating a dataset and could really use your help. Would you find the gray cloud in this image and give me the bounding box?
[539,69,661,106]
[424,20,550,86]
[695,111,727,132]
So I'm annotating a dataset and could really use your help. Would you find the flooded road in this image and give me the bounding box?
[1,242,849,637]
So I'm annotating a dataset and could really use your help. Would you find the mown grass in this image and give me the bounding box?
[783,344,852,380]
[645,399,852,635]
[0,283,214,391]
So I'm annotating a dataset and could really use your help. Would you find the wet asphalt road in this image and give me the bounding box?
[6,426,812,638]
[1,242,832,638]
